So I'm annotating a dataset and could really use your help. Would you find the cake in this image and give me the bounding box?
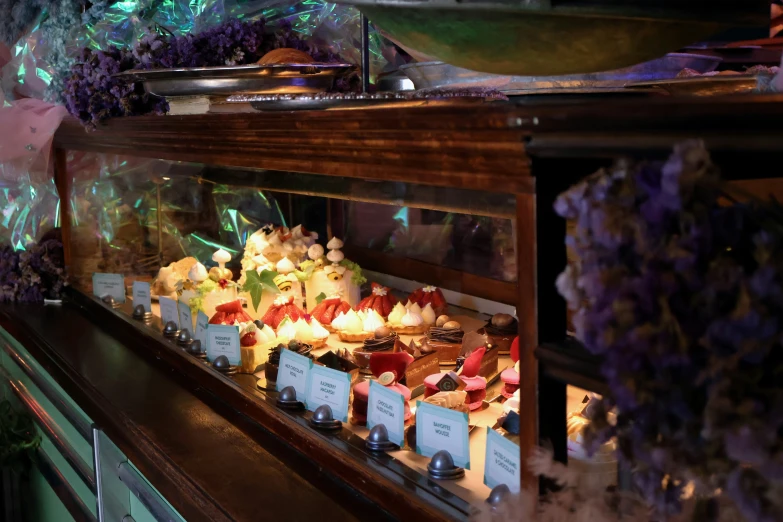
[334,308,385,343]
[481,313,518,354]
[188,249,241,318]
[386,302,429,335]
[398,338,440,389]
[308,296,352,333]
[567,397,618,490]
[351,351,414,425]
[355,282,398,319]
[425,347,486,410]
[499,336,520,398]
[238,320,279,373]
[275,315,328,349]
[420,317,464,364]
[423,391,469,414]
[261,295,306,330]
[315,350,361,389]
[265,340,313,385]
[407,285,448,316]
[353,327,398,371]
[303,237,363,311]
[152,257,198,299]
[208,299,252,325]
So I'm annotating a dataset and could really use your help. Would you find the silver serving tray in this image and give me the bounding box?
[227,91,500,111]
[399,53,722,95]
[114,63,356,97]
[626,74,774,96]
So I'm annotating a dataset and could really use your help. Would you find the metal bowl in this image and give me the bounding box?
[400,53,722,94]
[113,63,356,97]
[338,2,764,75]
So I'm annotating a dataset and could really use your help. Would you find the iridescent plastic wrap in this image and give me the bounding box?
[67,152,285,292]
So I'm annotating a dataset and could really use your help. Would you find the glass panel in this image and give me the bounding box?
[66,151,521,514]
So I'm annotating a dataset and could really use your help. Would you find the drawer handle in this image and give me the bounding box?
[35,447,97,522]
[2,341,92,442]
[118,462,180,522]
[0,367,96,494]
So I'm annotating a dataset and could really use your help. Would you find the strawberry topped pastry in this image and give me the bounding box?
[500,336,520,398]
[261,295,306,330]
[208,299,253,325]
[407,285,448,316]
[356,283,398,319]
[309,296,352,332]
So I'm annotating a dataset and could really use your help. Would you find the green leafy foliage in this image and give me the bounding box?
[243,269,280,310]
[339,259,367,286]
[0,399,40,474]
[315,292,327,305]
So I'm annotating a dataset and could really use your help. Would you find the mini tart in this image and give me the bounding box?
[337,330,375,343]
[309,297,352,333]
[389,323,428,335]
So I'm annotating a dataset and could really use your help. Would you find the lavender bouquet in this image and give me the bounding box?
[0,238,67,303]
[555,141,783,521]
[64,18,360,129]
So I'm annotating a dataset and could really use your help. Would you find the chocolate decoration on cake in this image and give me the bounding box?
[361,332,398,352]
[484,313,518,336]
[427,326,464,345]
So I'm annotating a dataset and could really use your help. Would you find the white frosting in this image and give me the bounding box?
[387,302,406,325]
[293,317,313,341]
[252,254,271,267]
[273,294,291,306]
[267,233,282,246]
[357,309,367,320]
[372,286,388,296]
[308,244,324,260]
[291,225,305,239]
[162,272,182,293]
[326,249,344,263]
[408,302,422,315]
[330,312,347,330]
[363,309,385,333]
[212,248,231,267]
[401,309,424,327]
[310,318,329,339]
[421,303,436,325]
[276,257,296,274]
[276,317,297,339]
[255,324,276,344]
[405,300,414,309]
[327,237,344,250]
[342,309,363,333]
[423,285,437,293]
[502,390,520,415]
[282,242,294,253]
[514,361,520,373]
[189,262,208,283]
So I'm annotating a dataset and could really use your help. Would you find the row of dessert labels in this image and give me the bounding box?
[277,348,521,493]
[92,274,519,493]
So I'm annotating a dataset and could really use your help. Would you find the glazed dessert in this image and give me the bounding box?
[303,237,363,310]
[265,340,313,385]
[500,336,520,398]
[257,48,313,65]
[420,317,464,364]
[423,390,469,414]
[261,295,306,330]
[399,338,440,389]
[386,302,429,335]
[238,320,279,373]
[152,257,198,299]
[334,308,385,343]
[481,313,518,354]
[275,315,329,349]
[425,347,486,410]
[353,326,398,371]
[407,285,448,316]
[308,296,352,332]
[355,282,398,319]
[188,249,241,318]
[351,351,414,425]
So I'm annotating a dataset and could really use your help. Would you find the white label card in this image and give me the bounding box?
[178,300,193,332]
[276,349,312,399]
[305,365,351,423]
[415,401,471,469]
[367,380,405,447]
[158,296,179,328]
[131,281,151,313]
[92,273,125,303]
[194,311,209,348]
[206,324,240,366]
[484,428,521,493]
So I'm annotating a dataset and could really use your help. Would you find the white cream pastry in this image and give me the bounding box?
[363,309,385,333]
[308,244,324,260]
[401,309,424,327]
[342,309,363,333]
[213,248,231,268]
[331,311,348,331]
[310,318,330,340]
[421,303,436,325]
[276,257,296,274]
[407,302,422,315]
[387,302,407,325]
[254,324,277,344]
[276,316,297,340]
[293,317,314,341]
